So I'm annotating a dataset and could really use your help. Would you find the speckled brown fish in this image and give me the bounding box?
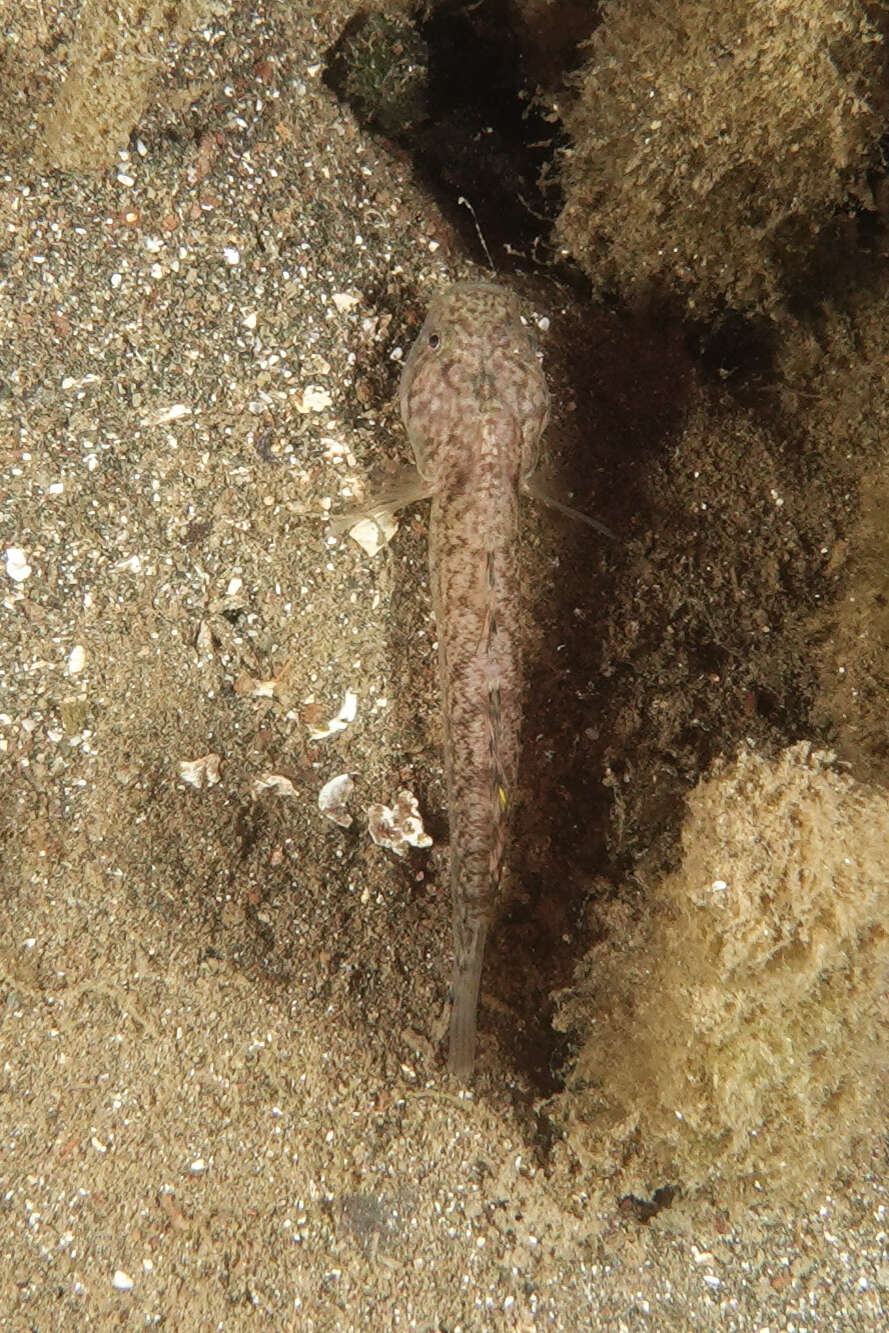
[334,282,550,1078]
[399,282,549,1079]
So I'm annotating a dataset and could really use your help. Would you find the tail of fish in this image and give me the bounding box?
[448,918,489,1079]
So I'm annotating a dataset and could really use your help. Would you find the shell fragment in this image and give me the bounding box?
[367,790,432,856]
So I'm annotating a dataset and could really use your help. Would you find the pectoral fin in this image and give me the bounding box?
[523,473,615,540]
[328,464,437,539]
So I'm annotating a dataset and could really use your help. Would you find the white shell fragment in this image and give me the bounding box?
[178,753,222,788]
[5,547,31,582]
[296,384,333,414]
[111,1270,134,1292]
[346,513,398,557]
[307,690,358,740]
[234,673,278,699]
[332,291,361,313]
[61,373,101,391]
[196,620,214,654]
[67,644,87,675]
[251,772,298,798]
[318,773,354,827]
[366,790,432,856]
[142,403,192,426]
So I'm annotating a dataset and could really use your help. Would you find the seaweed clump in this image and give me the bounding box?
[552,744,889,1201]
[325,12,429,139]
[557,0,889,313]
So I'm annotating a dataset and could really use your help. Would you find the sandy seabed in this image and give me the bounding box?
[2,1,889,1328]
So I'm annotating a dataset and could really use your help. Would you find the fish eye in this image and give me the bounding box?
[427,332,440,350]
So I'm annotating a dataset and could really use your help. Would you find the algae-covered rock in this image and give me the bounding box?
[553,744,889,1199]
[557,0,889,313]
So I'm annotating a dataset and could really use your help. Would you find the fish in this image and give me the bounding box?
[335,282,562,1077]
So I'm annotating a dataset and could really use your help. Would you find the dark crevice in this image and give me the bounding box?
[618,1185,678,1224]
[325,3,597,273]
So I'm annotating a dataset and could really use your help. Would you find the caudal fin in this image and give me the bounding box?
[448,924,488,1080]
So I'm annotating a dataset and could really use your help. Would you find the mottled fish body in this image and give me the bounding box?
[399,284,548,1078]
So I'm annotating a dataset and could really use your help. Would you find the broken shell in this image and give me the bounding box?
[307,690,358,741]
[195,620,214,654]
[234,672,278,699]
[178,753,222,788]
[366,790,432,856]
[5,547,31,582]
[251,772,298,798]
[67,644,87,675]
[346,514,398,557]
[318,772,354,827]
[295,385,333,414]
[143,403,192,426]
